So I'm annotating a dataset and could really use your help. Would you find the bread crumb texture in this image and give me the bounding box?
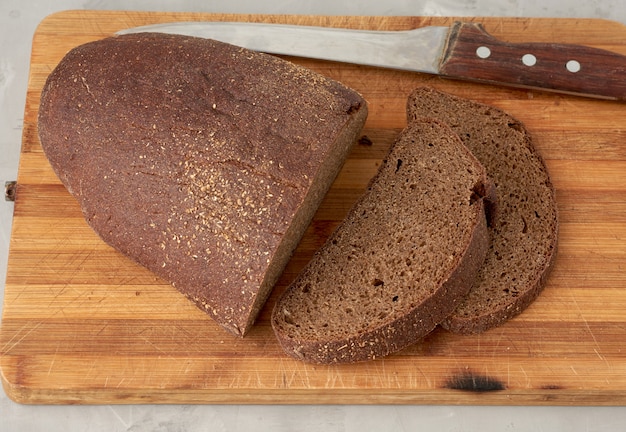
[272,118,491,363]
[38,33,366,336]
[407,87,558,334]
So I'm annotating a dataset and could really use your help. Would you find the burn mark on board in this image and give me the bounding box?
[444,371,505,392]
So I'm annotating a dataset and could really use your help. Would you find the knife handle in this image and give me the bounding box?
[440,22,626,100]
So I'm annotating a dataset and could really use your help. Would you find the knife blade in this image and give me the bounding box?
[117,21,626,100]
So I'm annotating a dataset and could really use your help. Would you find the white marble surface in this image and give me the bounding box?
[2,1,626,430]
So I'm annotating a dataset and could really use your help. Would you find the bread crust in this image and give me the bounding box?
[271,119,492,363]
[38,33,367,336]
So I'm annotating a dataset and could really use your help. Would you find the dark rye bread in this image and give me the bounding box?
[407,86,558,334]
[271,118,494,363]
[38,33,367,337]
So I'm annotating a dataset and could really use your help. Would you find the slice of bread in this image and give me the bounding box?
[407,86,558,334]
[271,118,494,363]
[38,33,367,337]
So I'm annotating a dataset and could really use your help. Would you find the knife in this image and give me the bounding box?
[117,21,626,100]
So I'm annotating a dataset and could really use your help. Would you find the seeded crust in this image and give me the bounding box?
[38,33,367,337]
[271,118,493,364]
[407,86,558,334]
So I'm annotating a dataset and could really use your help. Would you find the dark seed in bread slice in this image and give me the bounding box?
[271,118,493,363]
[406,86,558,334]
[37,33,367,337]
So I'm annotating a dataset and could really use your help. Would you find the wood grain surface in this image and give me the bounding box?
[2,10,626,405]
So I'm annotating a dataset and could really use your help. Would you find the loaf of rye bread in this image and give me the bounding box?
[407,87,558,334]
[271,118,495,363]
[38,33,367,337]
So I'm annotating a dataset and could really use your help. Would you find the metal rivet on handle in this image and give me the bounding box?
[476,46,491,59]
[522,54,537,66]
[5,181,16,202]
[566,60,581,73]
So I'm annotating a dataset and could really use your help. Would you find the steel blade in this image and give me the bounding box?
[117,22,450,74]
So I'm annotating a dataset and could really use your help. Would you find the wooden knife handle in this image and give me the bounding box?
[440,22,626,100]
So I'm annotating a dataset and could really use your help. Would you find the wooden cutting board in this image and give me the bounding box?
[2,10,626,405]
